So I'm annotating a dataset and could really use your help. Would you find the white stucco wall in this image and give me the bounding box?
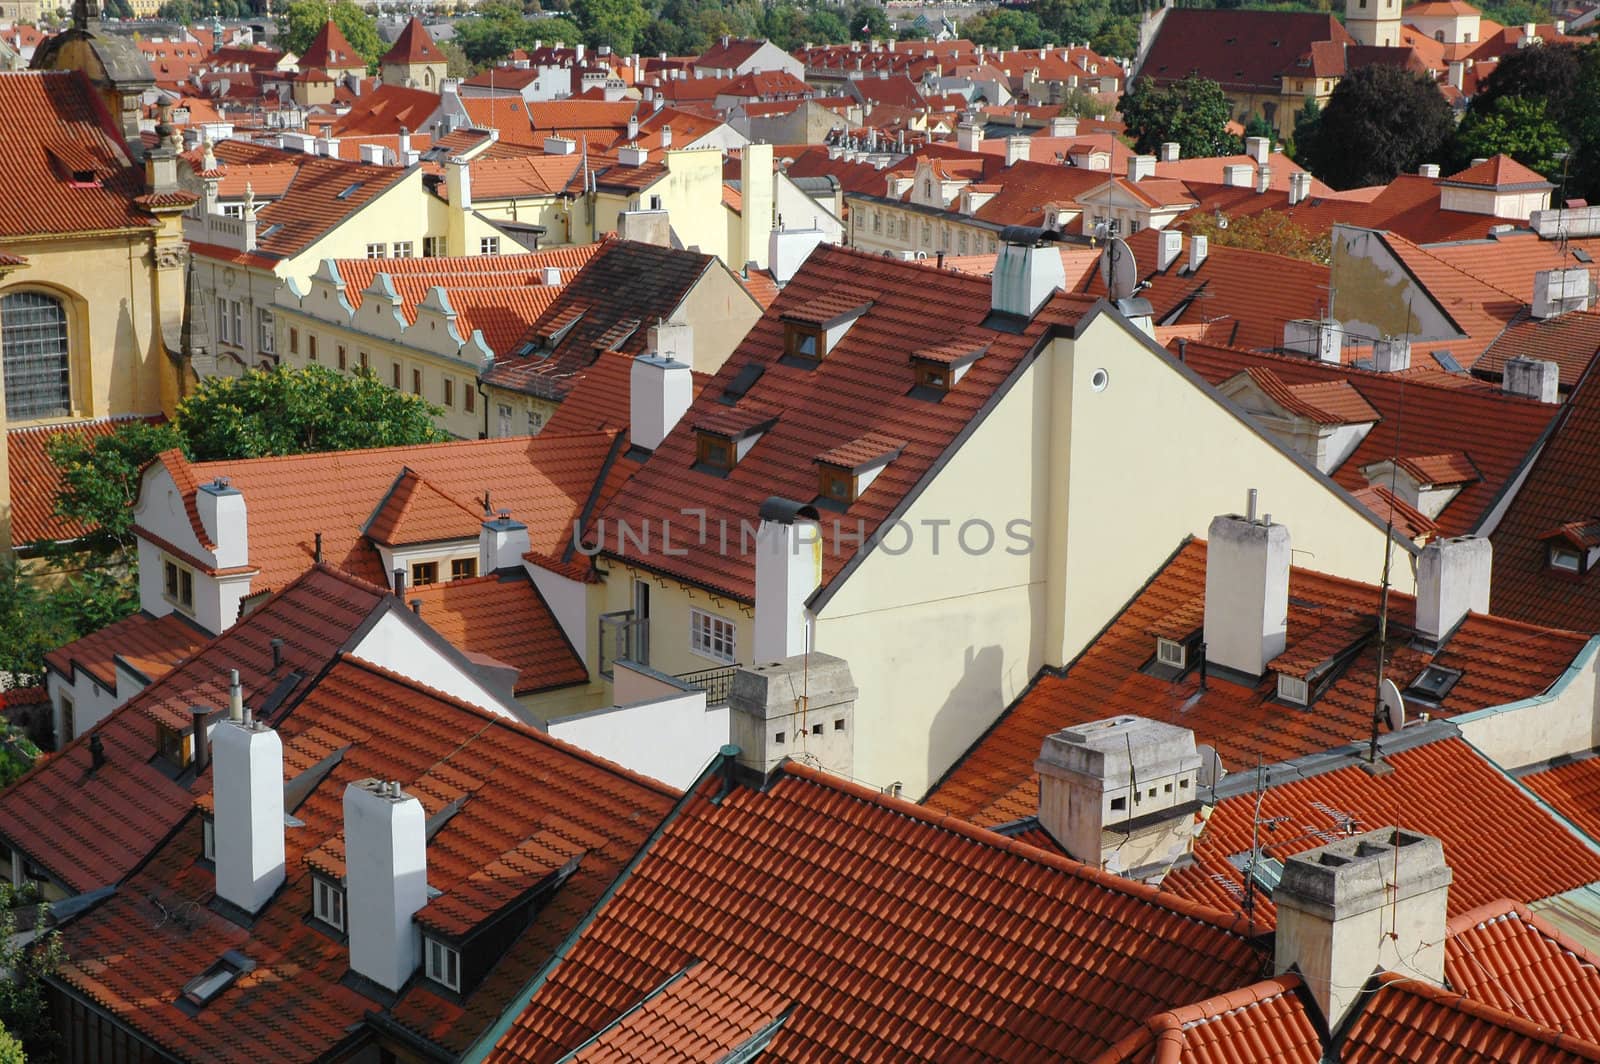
[349,609,519,720]
[528,563,590,666]
[547,667,725,789]
[1455,636,1600,770]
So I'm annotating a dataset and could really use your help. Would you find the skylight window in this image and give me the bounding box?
[335,181,364,200]
[1406,664,1462,704]
[177,950,256,1014]
[1551,545,1585,573]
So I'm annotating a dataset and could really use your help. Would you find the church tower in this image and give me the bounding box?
[1346,0,1402,47]
[380,18,447,90]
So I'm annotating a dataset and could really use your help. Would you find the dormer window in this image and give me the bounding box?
[424,936,460,991]
[312,874,345,931]
[812,434,905,509]
[1277,673,1309,705]
[784,322,822,361]
[164,557,195,613]
[778,298,872,367]
[910,340,988,400]
[1540,521,1600,575]
[696,432,735,473]
[1156,638,1187,669]
[1552,545,1584,573]
[157,723,190,768]
[692,405,779,476]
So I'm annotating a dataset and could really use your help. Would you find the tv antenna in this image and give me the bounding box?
[1240,760,1290,931]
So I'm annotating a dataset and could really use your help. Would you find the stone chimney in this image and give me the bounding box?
[1414,536,1491,646]
[1127,154,1155,182]
[630,352,693,452]
[1274,828,1451,1032]
[753,498,822,663]
[1203,509,1290,679]
[1049,115,1078,137]
[1283,319,1342,363]
[1035,716,1203,883]
[1223,163,1252,187]
[957,122,982,152]
[729,653,856,780]
[1503,355,1560,402]
[197,478,248,570]
[211,679,285,916]
[992,230,1067,317]
[1157,229,1183,272]
[344,779,428,994]
[479,511,530,573]
[1533,267,1591,319]
[1447,60,1465,90]
[1371,336,1411,372]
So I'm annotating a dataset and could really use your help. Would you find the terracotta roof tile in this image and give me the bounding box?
[540,349,713,438]
[330,83,440,137]
[52,655,677,1060]
[6,414,164,545]
[485,761,1265,1063]
[44,610,209,691]
[1476,309,1600,391]
[1142,10,1354,93]
[1394,451,1479,486]
[407,570,588,694]
[1445,900,1600,1043]
[1344,972,1600,1062]
[298,19,367,72]
[1097,975,1321,1064]
[925,541,1590,826]
[1246,368,1381,424]
[1443,154,1554,190]
[1524,757,1600,844]
[0,566,386,892]
[364,467,486,546]
[381,17,444,65]
[1350,484,1439,541]
[564,962,790,1063]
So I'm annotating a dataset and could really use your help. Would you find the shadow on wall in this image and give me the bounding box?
[925,642,1007,797]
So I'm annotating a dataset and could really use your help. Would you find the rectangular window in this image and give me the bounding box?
[527,409,542,434]
[366,242,387,259]
[1551,547,1583,573]
[59,695,75,744]
[308,335,319,362]
[202,817,215,862]
[412,368,422,395]
[313,876,345,930]
[231,301,243,348]
[690,608,737,663]
[425,937,460,991]
[464,386,475,413]
[164,558,194,611]
[392,362,402,388]
[817,465,853,505]
[156,723,189,768]
[289,327,299,355]
[359,351,369,371]
[216,297,229,343]
[451,557,477,580]
[498,404,512,436]
[1156,638,1186,668]
[392,241,414,258]
[695,432,734,472]
[411,561,438,586]
[338,345,347,371]
[480,236,500,255]
[443,378,454,407]
[423,236,446,257]
[1277,673,1310,705]
[784,323,822,361]
[257,308,273,354]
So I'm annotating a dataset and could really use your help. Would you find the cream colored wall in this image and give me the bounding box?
[675,265,763,375]
[593,557,755,681]
[647,148,730,263]
[1455,637,1600,770]
[278,170,442,282]
[467,194,570,246]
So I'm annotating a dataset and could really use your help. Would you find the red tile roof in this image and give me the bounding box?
[1096,976,1321,1064]
[147,432,625,594]
[461,154,585,200]
[0,71,159,238]
[1443,154,1554,191]
[1179,342,1558,538]
[563,963,790,1062]
[484,760,1265,1063]
[1247,368,1381,424]
[53,655,677,1060]
[6,414,164,545]
[44,610,208,692]
[1376,231,1526,366]
[1489,360,1600,630]
[0,565,386,892]
[1141,10,1354,93]
[329,83,439,137]
[364,466,484,546]
[1476,309,1600,391]
[594,245,1094,601]
[1445,899,1600,1043]
[924,540,1590,826]
[1343,971,1600,1062]
[1418,232,1600,304]
[381,17,444,65]
[297,19,367,73]
[1524,756,1600,844]
[407,570,588,695]
[1159,736,1600,929]
[539,348,713,438]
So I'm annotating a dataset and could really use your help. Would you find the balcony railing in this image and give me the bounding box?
[675,664,739,706]
[598,610,649,679]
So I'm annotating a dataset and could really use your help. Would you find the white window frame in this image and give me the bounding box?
[1552,547,1583,572]
[480,236,501,255]
[392,241,414,258]
[164,557,195,613]
[366,242,387,259]
[424,236,446,257]
[257,307,274,354]
[1155,638,1186,669]
[313,876,345,930]
[1277,673,1309,705]
[424,936,460,991]
[690,608,737,664]
[216,297,230,344]
[230,301,243,348]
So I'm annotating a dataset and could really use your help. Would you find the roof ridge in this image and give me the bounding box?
[776,760,1259,936]
[1369,970,1600,1058]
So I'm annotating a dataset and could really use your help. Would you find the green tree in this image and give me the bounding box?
[1184,209,1332,264]
[0,1021,24,1064]
[850,3,890,41]
[45,420,185,551]
[436,37,471,77]
[805,9,848,43]
[1299,64,1454,189]
[1473,42,1585,131]
[277,0,384,68]
[103,0,133,17]
[1290,96,1321,161]
[569,0,649,53]
[1452,95,1569,179]
[1118,73,1240,158]
[961,9,1044,48]
[157,0,197,19]
[0,884,62,1061]
[174,364,448,462]
[1091,15,1138,60]
[1243,114,1276,145]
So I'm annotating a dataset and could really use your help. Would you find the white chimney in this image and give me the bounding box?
[1245,135,1269,164]
[1283,319,1342,363]
[1447,60,1465,90]
[768,227,827,286]
[544,135,576,155]
[1371,336,1411,372]
[1035,716,1202,883]
[1289,171,1311,206]
[398,128,412,157]
[211,683,285,915]
[1255,164,1271,194]
[753,500,822,663]
[541,266,562,286]
[1419,162,1442,178]
[1203,509,1290,678]
[1157,229,1183,271]
[317,137,340,159]
[447,157,472,211]
[1503,355,1560,402]
[479,512,530,573]
[1127,154,1155,182]
[1188,234,1208,273]
[626,113,639,141]
[1414,536,1492,645]
[1049,115,1078,137]
[1274,828,1451,1032]
[660,124,672,148]
[1533,266,1591,318]
[197,478,248,571]
[1159,141,1179,163]
[359,143,386,165]
[630,352,693,452]
[618,145,649,167]
[992,233,1067,316]
[1223,163,1252,187]
[344,779,428,994]
[1004,136,1028,167]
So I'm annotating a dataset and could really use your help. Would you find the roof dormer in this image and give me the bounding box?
[909,340,988,399]
[1538,520,1600,576]
[692,404,780,476]
[1218,368,1380,474]
[1360,453,1479,520]
[779,296,872,368]
[813,433,906,509]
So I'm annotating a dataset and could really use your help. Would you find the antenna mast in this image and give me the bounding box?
[1367,305,1412,771]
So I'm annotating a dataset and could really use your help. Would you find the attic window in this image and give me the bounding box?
[1156,637,1187,669]
[1550,545,1585,573]
[1406,664,1461,703]
[811,434,905,509]
[311,874,345,931]
[157,723,190,769]
[778,299,872,367]
[1277,673,1310,706]
[783,321,823,361]
[909,341,987,400]
[177,951,256,1014]
[335,181,363,200]
[424,936,460,992]
[692,407,779,476]
[695,432,735,474]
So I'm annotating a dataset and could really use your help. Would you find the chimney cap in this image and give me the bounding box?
[999,224,1064,248]
[1276,827,1450,919]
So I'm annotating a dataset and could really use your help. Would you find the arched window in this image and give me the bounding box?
[1435,29,1445,40]
[2,291,70,420]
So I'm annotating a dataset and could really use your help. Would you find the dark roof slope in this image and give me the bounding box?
[1140,10,1353,93]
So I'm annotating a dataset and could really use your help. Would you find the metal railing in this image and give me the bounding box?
[598,610,649,679]
[675,664,739,706]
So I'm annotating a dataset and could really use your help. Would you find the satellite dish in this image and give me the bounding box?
[1099,237,1139,302]
[1197,744,1226,788]
[1380,678,1407,732]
